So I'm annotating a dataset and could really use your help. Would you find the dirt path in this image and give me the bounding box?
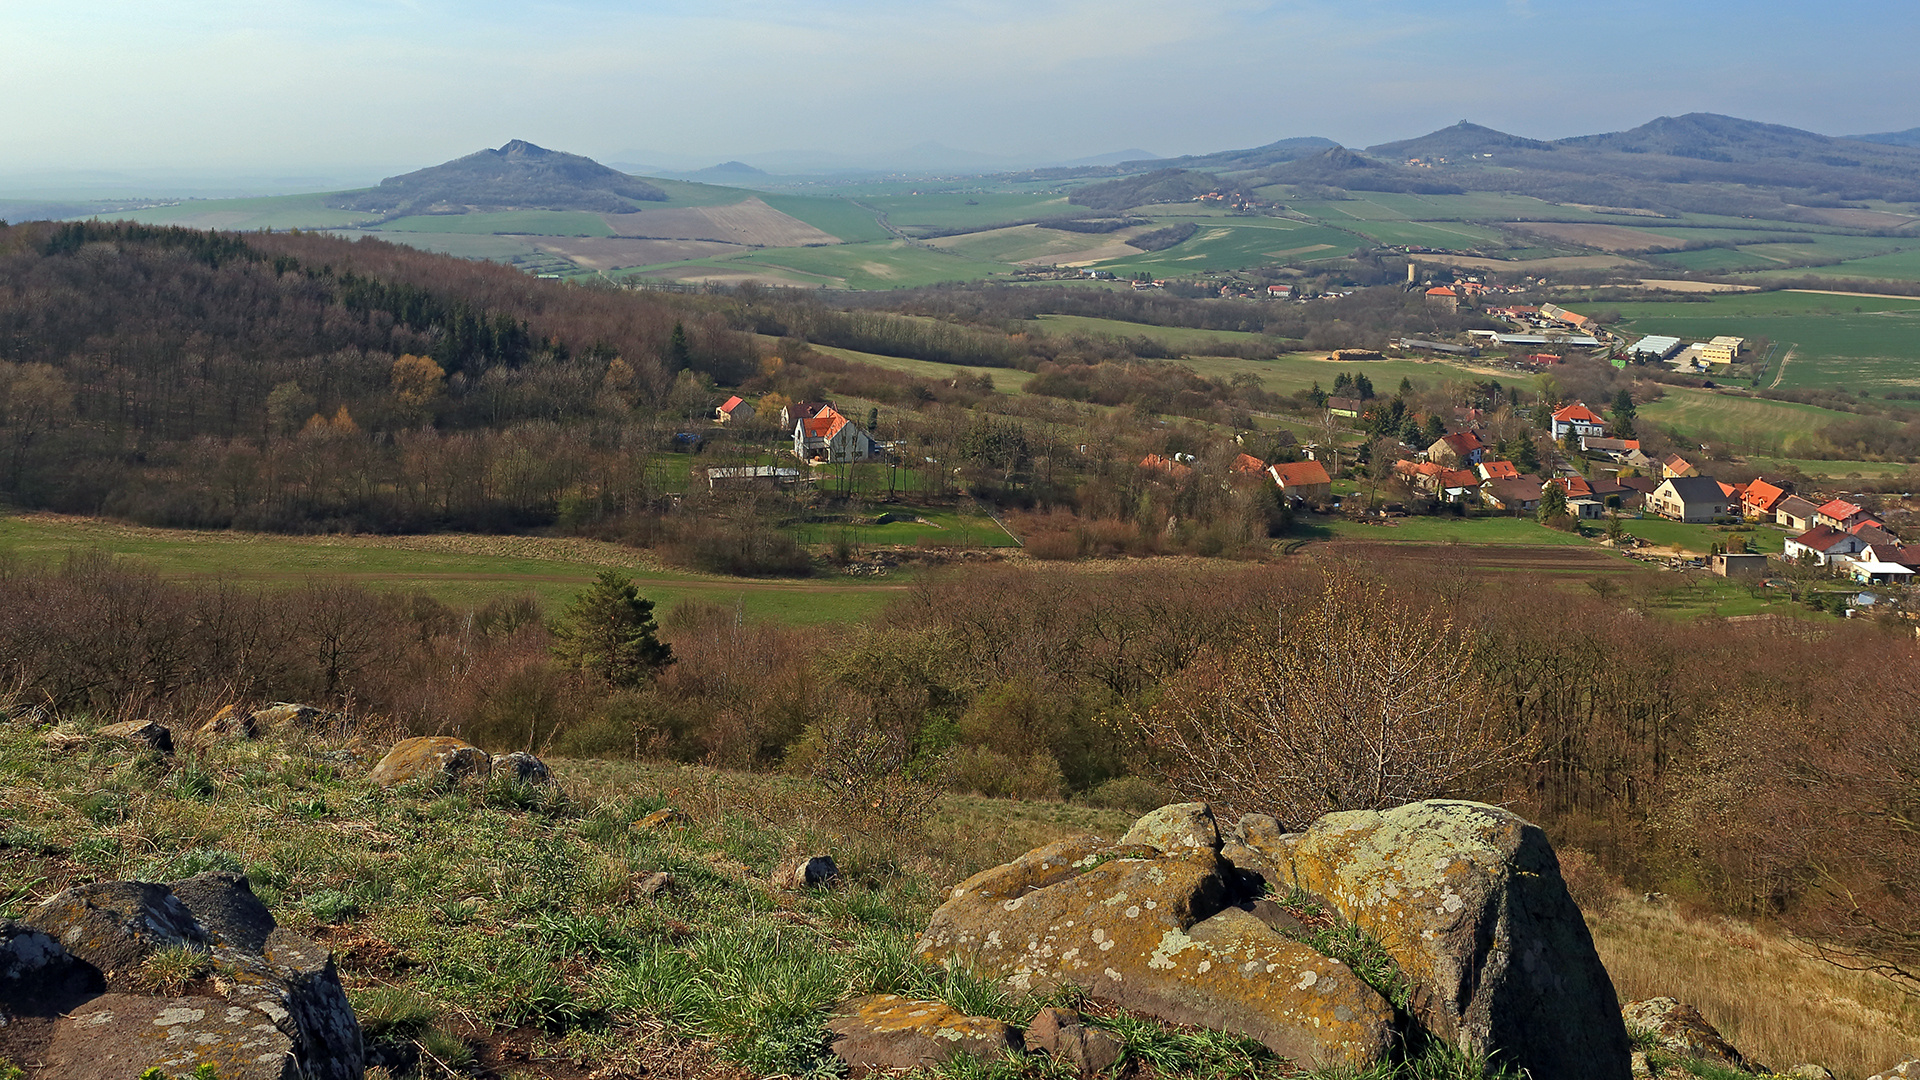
[1769,345,1798,389]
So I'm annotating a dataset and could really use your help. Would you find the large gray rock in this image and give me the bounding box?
[1868,1061,1920,1080]
[490,751,552,785]
[1026,1006,1123,1076]
[916,832,1394,1070]
[96,719,174,754]
[14,875,364,1080]
[1276,800,1632,1080]
[369,736,492,787]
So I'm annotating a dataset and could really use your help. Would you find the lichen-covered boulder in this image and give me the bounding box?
[252,703,342,731]
[490,750,552,784]
[1868,1061,1920,1080]
[15,875,364,1080]
[1221,813,1293,883]
[199,704,259,740]
[1120,801,1221,854]
[632,807,690,830]
[96,719,174,754]
[916,824,1393,1070]
[827,994,1022,1075]
[1622,998,1748,1072]
[369,736,492,787]
[1277,800,1631,1080]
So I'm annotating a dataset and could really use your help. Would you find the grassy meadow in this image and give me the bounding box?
[377,211,617,236]
[1634,387,1852,454]
[1096,220,1359,276]
[1613,291,1920,394]
[0,514,912,626]
[758,195,893,244]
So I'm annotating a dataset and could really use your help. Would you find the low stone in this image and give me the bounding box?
[1787,1065,1836,1080]
[490,751,552,785]
[26,881,208,976]
[96,719,174,754]
[171,871,276,954]
[251,703,342,731]
[917,825,1392,1070]
[1279,800,1631,1080]
[827,994,1022,1075]
[369,736,492,787]
[1120,801,1221,854]
[43,992,299,1080]
[633,808,690,830]
[1867,1060,1920,1080]
[1621,998,1747,1072]
[1026,1006,1123,1076]
[634,872,675,898]
[773,855,840,889]
[1222,813,1294,883]
[198,704,258,741]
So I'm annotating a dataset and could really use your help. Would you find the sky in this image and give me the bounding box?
[5,0,1920,189]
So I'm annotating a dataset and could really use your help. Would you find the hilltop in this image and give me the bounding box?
[326,139,668,217]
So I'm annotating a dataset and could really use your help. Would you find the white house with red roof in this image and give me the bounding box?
[1815,498,1879,532]
[715,395,755,423]
[1784,525,1868,566]
[792,407,879,463]
[1548,403,1606,441]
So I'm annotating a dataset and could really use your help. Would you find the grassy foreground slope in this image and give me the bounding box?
[3,717,1914,1079]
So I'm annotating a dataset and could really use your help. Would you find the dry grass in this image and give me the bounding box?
[1590,893,1920,1079]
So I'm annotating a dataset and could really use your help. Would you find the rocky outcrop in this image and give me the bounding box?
[1276,801,1632,1080]
[252,703,343,731]
[915,832,1395,1070]
[96,719,174,754]
[827,994,1022,1075]
[490,750,552,784]
[1868,1061,1920,1080]
[917,800,1631,1079]
[1622,998,1748,1073]
[7,873,363,1080]
[369,736,492,787]
[199,704,259,740]
[1026,1006,1123,1076]
[772,856,840,890]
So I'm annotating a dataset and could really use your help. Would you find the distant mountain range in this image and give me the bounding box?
[326,140,666,217]
[1852,126,1920,148]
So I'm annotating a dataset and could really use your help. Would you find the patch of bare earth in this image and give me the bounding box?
[531,237,740,271]
[1410,252,1638,272]
[1638,279,1761,293]
[1506,221,1688,252]
[602,198,838,247]
[1788,205,1920,229]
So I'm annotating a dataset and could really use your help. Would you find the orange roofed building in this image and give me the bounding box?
[1268,460,1332,503]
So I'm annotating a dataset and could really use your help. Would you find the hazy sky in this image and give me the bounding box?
[7,0,1920,183]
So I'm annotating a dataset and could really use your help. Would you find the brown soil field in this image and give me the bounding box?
[1317,540,1635,574]
[531,236,740,271]
[1507,222,1688,252]
[1560,203,1671,218]
[601,198,838,247]
[628,265,830,288]
[1636,278,1761,293]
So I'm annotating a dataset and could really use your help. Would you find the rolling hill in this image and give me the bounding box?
[326,139,668,217]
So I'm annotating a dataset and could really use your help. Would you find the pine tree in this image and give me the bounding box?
[665,322,692,373]
[550,571,673,686]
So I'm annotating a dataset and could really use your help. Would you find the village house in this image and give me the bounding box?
[1326,396,1363,420]
[1662,454,1699,479]
[1268,460,1332,503]
[1784,525,1867,566]
[1581,435,1641,459]
[1426,431,1485,467]
[1815,498,1880,532]
[1478,460,1521,482]
[1774,494,1821,532]
[782,400,836,428]
[1483,474,1544,514]
[1647,476,1730,523]
[1741,478,1789,520]
[1230,453,1267,476]
[1140,453,1193,480]
[1846,559,1914,585]
[793,407,880,464]
[715,395,755,424]
[1860,541,1920,571]
[1621,448,1661,473]
[1549,403,1607,442]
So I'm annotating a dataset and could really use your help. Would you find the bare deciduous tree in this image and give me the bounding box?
[1135,566,1536,827]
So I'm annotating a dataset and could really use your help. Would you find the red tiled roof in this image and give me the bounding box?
[1440,468,1479,488]
[1480,460,1520,480]
[1140,453,1192,478]
[1552,476,1593,498]
[1743,479,1787,512]
[1231,453,1266,474]
[1439,432,1483,454]
[1817,498,1865,520]
[1552,403,1604,424]
[720,395,744,412]
[803,414,847,439]
[1426,286,1458,297]
[1269,461,1331,488]
[1792,525,1854,553]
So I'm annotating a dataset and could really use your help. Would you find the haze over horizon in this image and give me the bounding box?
[6,0,1920,192]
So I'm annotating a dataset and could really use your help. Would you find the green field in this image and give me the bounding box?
[1095,220,1360,274]
[1634,386,1849,454]
[0,514,906,625]
[758,195,893,243]
[855,193,1072,233]
[98,192,380,230]
[809,344,1037,393]
[1749,247,1920,283]
[1613,291,1920,393]
[711,240,1018,290]
[1744,456,1918,479]
[1031,313,1276,350]
[1326,219,1507,249]
[377,210,616,236]
[1319,515,1593,546]
[1618,516,1785,555]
